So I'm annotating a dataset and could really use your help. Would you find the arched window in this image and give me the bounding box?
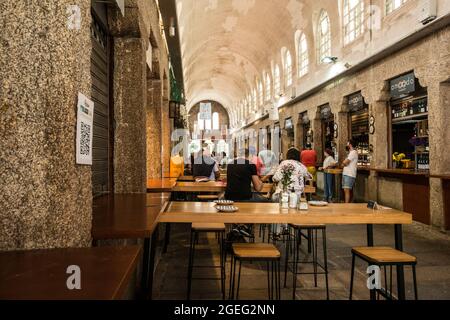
[317,10,331,64]
[297,33,309,77]
[284,50,293,87]
[265,73,272,101]
[212,112,219,130]
[343,0,364,45]
[258,81,264,106]
[205,118,212,130]
[252,88,257,109]
[386,0,408,14]
[274,65,281,96]
[197,113,204,131]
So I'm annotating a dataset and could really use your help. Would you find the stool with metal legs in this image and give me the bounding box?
[229,243,281,300]
[349,247,418,300]
[285,224,329,300]
[187,223,226,300]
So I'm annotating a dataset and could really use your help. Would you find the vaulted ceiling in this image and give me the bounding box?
[176,0,324,112]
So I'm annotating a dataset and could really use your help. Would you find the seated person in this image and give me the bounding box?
[225,148,264,201]
[249,146,264,176]
[192,147,220,181]
[272,147,311,201]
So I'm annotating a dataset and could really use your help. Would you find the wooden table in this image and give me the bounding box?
[0,246,141,300]
[147,178,177,192]
[92,193,170,299]
[172,181,227,193]
[172,181,315,194]
[160,201,412,300]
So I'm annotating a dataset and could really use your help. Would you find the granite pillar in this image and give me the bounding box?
[0,0,92,250]
[113,37,147,193]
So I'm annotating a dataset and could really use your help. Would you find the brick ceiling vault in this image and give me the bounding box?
[177,0,315,113]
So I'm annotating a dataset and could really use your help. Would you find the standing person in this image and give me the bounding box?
[341,140,358,203]
[219,152,228,169]
[225,148,264,201]
[319,148,337,203]
[301,143,317,183]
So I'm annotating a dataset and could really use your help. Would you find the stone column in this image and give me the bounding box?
[113,37,147,193]
[161,98,171,177]
[369,90,390,169]
[336,111,350,163]
[426,80,450,229]
[147,80,162,179]
[0,0,92,250]
[313,116,323,163]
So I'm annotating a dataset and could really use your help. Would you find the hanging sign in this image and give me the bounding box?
[269,103,279,121]
[347,92,365,112]
[319,104,332,120]
[76,93,95,165]
[390,72,416,98]
[199,102,212,120]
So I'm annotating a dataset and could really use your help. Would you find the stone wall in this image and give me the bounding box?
[0,0,93,250]
[239,25,450,229]
[0,0,171,250]
[188,100,230,133]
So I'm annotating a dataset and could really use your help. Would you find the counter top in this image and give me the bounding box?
[0,246,141,300]
[92,193,170,239]
[371,168,429,176]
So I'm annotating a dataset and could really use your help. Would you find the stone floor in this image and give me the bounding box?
[153,222,450,300]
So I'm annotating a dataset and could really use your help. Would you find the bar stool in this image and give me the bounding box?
[286,224,329,300]
[349,247,418,300]
[187,223,226,300]
[229,243,281,300]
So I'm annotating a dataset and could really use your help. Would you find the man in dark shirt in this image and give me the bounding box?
[193,147,220,181]
[225,148,264,201]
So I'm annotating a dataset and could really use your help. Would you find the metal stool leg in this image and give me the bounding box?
[236,260,242,300]
[323,228,329,300]
[313,229,318,287]
[267,261,271,300]
[412,264,418,300]
[187,230,196,300]
[349,253,356,300]
[292,230,299,300]
[284,234,290,288]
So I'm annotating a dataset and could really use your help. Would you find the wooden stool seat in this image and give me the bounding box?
[197,195,219,201]
[232,243,280,260]
[352,247,417,264]
[191,223,226,231]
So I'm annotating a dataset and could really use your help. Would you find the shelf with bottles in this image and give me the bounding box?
[391,96,428,121]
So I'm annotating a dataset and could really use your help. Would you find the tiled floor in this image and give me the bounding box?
[153,222,450,300]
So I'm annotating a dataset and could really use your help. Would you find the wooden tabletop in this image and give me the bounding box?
[92,193,169,239]
[147,178,177,192]
[160,202,412,225]
[172,181,227,192]
[172,182,315,194]
[0,246,141,300]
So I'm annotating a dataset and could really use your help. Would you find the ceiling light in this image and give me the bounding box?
[322,56,338,64]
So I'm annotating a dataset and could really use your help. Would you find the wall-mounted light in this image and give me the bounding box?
[322,56,338,64]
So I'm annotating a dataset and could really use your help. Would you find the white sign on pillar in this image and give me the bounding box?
[199,102,212,120]
[116,0,125,16]
[76,93,95,165]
